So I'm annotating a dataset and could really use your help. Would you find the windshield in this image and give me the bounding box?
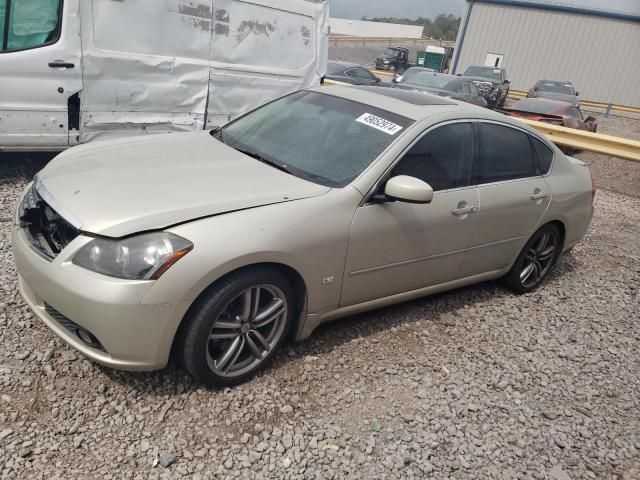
[464,66,502,81]
[513,99,559,114]
[537,81,575,95]
[219,91,413,187]
[384,48,398,57]
[401,71,453,90]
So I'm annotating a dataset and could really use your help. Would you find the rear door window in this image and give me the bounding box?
[475,123,536,183]
[347,68,377,81]
[1,0,62,52]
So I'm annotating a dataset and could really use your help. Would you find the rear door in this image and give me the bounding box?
[206,0,328,127]
[461,121,551,277]
[78,0,212,143]
[0,0,81,149]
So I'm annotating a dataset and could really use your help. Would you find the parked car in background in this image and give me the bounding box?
[528,80,580,107]
[14,86,594,386]
[462,65,510,108]
[393,69,488,108]
[497,98,597,132]
[0,0,329,151]
[375,46,413,73]
[326,61,383,86]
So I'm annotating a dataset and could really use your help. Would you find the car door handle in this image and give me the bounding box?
[530,191,548,201]
[451,205,477,216]
[48,61,75,69]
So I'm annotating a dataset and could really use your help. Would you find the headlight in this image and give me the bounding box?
[17,183,39,221]
[383,60,390,64]
[73,232,193,280]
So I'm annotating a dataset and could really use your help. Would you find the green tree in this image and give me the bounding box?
[366,14,461,41]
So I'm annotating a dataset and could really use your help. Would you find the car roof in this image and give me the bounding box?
[537,79,574,85]
[309,85,519,123]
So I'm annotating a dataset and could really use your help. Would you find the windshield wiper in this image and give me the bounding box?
[234,148,294,176]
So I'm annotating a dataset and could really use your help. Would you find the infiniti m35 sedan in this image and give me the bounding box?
[13,87,594,386]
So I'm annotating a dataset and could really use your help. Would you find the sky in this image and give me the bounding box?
[329,0,640,20]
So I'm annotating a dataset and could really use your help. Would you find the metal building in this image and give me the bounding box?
[451,0,640,106]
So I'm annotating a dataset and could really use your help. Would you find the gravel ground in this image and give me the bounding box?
[1,145,639,479]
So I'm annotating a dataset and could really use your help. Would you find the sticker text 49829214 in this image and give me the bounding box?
[356,113,404,135]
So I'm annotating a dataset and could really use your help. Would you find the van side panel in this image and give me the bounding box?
[206,0,329,126]
[79,0,213,143]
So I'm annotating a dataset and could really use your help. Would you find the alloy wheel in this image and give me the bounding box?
[520,231,559,289]
[205,285,287,378]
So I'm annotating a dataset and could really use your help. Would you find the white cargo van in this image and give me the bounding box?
[0,0,328,151]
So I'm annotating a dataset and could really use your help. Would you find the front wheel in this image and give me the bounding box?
[502,224,562,294]
[177,268,294,387]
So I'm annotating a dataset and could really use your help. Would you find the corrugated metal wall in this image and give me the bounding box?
[453,3,640,106]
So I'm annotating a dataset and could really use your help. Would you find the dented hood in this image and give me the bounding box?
[36,131,330,238]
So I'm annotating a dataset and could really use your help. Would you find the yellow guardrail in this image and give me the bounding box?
[519,119,640,162]
[322,78,640,162]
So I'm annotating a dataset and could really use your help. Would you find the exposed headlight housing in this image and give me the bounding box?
[489,89,499,100]
[73,232,193,280]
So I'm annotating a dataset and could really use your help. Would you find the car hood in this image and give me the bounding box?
[36,131,331,238]
[536,92,579,105]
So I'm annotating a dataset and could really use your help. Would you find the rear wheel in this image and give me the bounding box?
[178,268,294,387]
[503,224,562,294]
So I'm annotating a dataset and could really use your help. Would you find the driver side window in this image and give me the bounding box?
[0,0,62,52]
[391,123,474,191]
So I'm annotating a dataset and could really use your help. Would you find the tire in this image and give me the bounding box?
[177,267,295,387]
[502,224,562,294]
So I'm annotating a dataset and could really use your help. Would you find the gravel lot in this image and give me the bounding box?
[1,119,639,479]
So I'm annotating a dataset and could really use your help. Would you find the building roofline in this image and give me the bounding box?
[468,0,640,22]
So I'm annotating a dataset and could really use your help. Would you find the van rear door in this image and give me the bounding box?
[0,0,82,150]
[206,0,328,126]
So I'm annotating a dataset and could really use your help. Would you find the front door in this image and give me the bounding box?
[0,0,82,149]
[341,122,479,306]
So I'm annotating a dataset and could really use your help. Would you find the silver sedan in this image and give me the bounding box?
[12,86,594,386]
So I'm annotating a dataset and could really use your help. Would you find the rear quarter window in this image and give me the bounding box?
[532,137,554,175]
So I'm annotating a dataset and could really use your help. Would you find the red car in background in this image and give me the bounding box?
[497,98,597,132]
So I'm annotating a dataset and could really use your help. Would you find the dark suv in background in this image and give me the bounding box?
[463,65,510,108]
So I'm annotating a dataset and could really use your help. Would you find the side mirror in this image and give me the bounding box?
[576,91,580,96]
[533,86,538,91]
[504,79,511,85]
[384,175,434,204]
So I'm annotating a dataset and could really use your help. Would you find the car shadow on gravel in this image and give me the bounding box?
[96,251,581,392]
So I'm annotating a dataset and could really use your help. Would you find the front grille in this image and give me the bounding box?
[474,81,493,95]
[44,304,106,352]
[19,185,79,260]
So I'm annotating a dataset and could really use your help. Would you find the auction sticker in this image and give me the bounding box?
[356,113,403,135]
